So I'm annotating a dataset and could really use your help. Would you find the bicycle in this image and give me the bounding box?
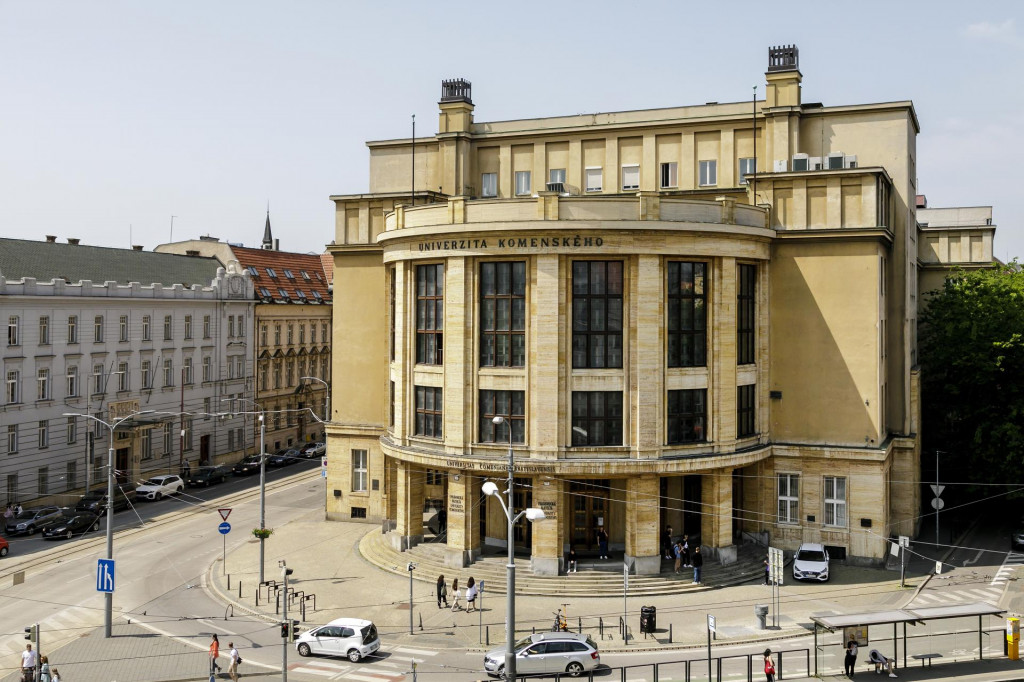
[551,603,571,632]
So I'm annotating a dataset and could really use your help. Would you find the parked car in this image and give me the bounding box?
[75,487,136,516]
[233,454,266,476]
[792,542,830,582]
[5,506,64,536]
[295,618,379,662]
[268,449,301,467]
[41,511,101,540]
[187,465,231,487]
[0,535,8,557]
[484,632,600,678]
[135,475,185,501]
[301,441,326,458]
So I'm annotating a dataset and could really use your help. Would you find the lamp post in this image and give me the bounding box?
[225,398,267,583]
[64,409,153,638]
[485,415,545,682]
[299,376,330,424]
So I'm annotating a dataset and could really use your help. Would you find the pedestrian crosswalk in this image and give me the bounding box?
[911,585,1002,606]
[991,551,1024,586]
[291,645,439,680]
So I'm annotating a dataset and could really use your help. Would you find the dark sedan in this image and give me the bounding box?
[5,506,64,535]
[187,465,231,487]
[41,511,101,540]
[268,449,301,467]
[233,454,266,476]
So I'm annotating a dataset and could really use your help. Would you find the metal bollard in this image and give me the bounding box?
[227,574,231,590]
[238,581,242,599]
[276,591,281,614]
[486,625,489,645]
[578,617,582,632]
[599,617,604,638]
[669,623,673,643]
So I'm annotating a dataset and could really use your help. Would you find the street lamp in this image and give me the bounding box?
[486,415,545,682]
[299,376,330,423]
[63,409,153,638]
[224,398,268,584]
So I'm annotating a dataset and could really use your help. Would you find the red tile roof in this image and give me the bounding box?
[320,253,333,286]
[231,245,331,304]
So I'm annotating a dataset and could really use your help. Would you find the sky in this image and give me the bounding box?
[1,1,1022,260]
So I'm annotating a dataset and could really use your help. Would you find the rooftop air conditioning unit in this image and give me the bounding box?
[773,159,788,172]
[827,152,845,170]
[844,155,858,169]
[810,157,822,170]
[792,153,809,172]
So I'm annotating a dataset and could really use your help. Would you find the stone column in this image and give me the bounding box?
[624,475,660,575]
[444,470,479,567]
[392,459,424,551]
[531,478,565,575]
[701,469,737,564]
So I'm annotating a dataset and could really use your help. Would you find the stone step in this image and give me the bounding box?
[358,530,767,596]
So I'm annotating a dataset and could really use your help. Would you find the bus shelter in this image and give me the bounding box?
[810,602,1005,676]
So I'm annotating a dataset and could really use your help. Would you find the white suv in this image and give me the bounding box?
[792,542,830,582]
[135,475,185,501]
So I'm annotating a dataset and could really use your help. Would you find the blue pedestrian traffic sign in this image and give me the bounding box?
[219,522,231,534]
[97,559,115,593]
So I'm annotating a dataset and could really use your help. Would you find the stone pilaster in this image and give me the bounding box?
[701,469,737,564]
[392,459,424,551]
[531,478,565,575]
[444,469,478,567]
[624,475,660,575]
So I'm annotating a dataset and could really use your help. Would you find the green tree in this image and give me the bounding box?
[919,261,1024,484]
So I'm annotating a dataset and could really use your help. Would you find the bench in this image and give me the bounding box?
[911,653,943,667]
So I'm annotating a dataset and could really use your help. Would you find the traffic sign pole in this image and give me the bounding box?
[218,522,231,575]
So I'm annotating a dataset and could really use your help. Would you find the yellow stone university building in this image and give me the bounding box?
[325,46,923,574]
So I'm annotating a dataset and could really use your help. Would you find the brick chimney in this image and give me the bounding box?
[67,238,80,245]
[45,235,57,243]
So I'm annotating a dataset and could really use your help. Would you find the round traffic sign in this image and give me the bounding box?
[218,522,231,534]
[930,498,945,510]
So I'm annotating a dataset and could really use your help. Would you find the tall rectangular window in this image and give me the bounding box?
[39,316,50,345]
[737,384,755,438]
[163,315,172,340]
[38,420,48,448]
[549,168,566,185]
[778,474,799,524]
[67,315,78,343]
[6,425,17,453]
[571,391,623,446]
[204,315,212,339]
[66,461,77,491]
[67,416,77,445]
[667,389,706,444]
[352,449,368,492]
[37,368,50,400]
[228,316,235,338]
[119,315,129,342]
[299,324,306,345]
[163,359,174,387]
[92,364,104,395]
[184,315,193,339]
[621,164,640,190]
[38,466,48,495]
[163,423,173,454]
[273,361,281,389]
[824,476,848,527]
[480,261,526,367]
[6,370,20,404]
[389,268,396,361]
[67,366,78,397]
[416,264,444,365]
[737,264,756,365]
[389,381,395,427]
[141,360,152,389]
[667,262,707,367]
[572,261,624,368]
[142,315,151,341]
[234,355,243,379]
[481,172,497,197]
[739,157,756,185]
[699,160,717,186]
[321,323,327,344]
[660,162,678,188]
[94,315,104,342]
[202,356,212,382]
[274,325,281,345]
[479,390,525,443]
[261,324,268,346]
[204,397,211,420]
[8,315,20,346]
[183,357,193,384]
[514,170,531,196]
[585,167,602,192]
[183,416,193,451]
[414,386,443,439]
[118,361,129,391]
[141,429,152,459]
[287,325,294,344]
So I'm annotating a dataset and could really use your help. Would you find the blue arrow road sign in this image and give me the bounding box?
[97,559,115,593]
[219,522,231,534]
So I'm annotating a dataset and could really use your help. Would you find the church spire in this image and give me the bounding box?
[262,207,274,250]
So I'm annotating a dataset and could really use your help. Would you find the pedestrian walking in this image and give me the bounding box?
[182,459,191,479]
[763,649,776,682]
[450,577,461,611]
[38,656,50,682]
[20,644,37,682]
[681,534,691,567]
[567,547,578,573]
[844,638,858,677]
[597,527,609,559]
[465,576,478,613]
[691,546,703,584]
[673,541,682,573]
[209,633,221,674]
[436,574,448,608]
[4,504,13,521]
[228,642,240,681]
[662,525,673,559]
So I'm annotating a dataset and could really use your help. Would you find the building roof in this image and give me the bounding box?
[0,238,222,287]
[319,253,333,286]
[230,245,331,304]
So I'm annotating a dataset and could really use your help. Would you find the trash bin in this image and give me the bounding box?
[755,604,769,630]
[640,605,656,633]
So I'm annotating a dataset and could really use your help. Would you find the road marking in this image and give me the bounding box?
[393,646,437,656]
[292,667,336,677]
[347,673,405,682]
[197,617,237,634]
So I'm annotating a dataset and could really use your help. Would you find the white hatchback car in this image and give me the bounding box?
[296,618,380,662]
[135,475,185,501]
[792,542,830,582]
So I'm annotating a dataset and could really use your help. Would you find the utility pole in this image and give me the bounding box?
[282,563,293,682]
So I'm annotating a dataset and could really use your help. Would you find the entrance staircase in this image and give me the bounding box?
[359,530,768,596]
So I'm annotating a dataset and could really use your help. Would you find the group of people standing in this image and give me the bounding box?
[5,503,24,520]
[436,575,479,612]
[663,526,703,584]
[20,644,59,682]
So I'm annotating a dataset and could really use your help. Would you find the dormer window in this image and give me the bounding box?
[247,266,259,278]
[258,287,272,298]
[295,288,307,300]
[301,270,311,281]
[266,268,277,278]
[284,269,295,280]
[312,290,323,301]
[278,287,290,300]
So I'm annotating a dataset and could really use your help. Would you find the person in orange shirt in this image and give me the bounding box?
[209,633,221,674]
